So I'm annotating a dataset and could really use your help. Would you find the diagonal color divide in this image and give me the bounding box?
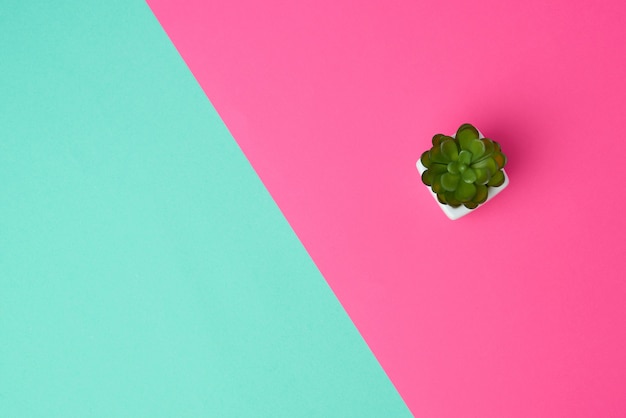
[0,1,410,416]
[147,0,626,416]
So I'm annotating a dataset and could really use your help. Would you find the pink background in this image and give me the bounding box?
[147,0,626,416]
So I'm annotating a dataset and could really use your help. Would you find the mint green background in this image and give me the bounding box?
[0,1,410,416]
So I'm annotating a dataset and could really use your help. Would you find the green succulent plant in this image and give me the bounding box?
[420,123,507,209]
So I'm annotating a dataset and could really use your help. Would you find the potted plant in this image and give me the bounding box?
[416,123,509,220]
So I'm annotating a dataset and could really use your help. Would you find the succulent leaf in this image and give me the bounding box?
[432,176,443,194]
[441,173,460,191]
[493,151,506,169]
[455,181,477,202]
[445,191,461,207]
[458,150,472,165]
[428,164,448,175]
[432,134,446,147]
[474,184,489,204]
[420,151,432,168]
[473,167,490,185]
[479,138,495,158]
[447,161,460,174]
[467,139,486,161]
[487,170,505,187]
[461,168,477,184]
[440,139,459,161]
[421,170,433,186]
[472,157,498,176]
[456,124,480,150]
[429,146,448,164]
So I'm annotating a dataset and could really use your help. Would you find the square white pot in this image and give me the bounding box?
[416,130,509,220]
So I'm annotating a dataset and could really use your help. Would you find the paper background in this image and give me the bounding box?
[0,1,409,416]
[147,0,626,416]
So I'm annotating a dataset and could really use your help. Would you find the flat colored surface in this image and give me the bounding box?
[0,1,411,416]
[147,0,626,416]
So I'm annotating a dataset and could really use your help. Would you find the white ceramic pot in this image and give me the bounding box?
[416,130,509,220]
